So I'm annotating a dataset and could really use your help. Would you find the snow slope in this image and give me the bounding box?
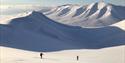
[0,11,125,52]
[111,20,125,30]
[1,46,125,63]
[43,2,125,27]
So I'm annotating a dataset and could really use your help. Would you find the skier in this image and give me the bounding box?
[40,53,44,59]
[77,56,79,61]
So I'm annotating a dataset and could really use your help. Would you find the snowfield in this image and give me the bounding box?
[1,46,125,63]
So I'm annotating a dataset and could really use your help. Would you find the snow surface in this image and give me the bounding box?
[111,20,125,30]
[1,46,125,63]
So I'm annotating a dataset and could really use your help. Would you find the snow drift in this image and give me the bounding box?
[0,11,125,52]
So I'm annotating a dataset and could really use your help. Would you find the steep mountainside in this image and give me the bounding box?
[43,2,125,27]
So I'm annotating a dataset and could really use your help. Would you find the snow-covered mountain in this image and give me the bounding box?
[0,11,125,52]
[43,2,125,27]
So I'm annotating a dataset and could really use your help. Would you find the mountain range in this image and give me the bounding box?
[0,1,125,52]
[0,10,125,52]
[42,1,125,27]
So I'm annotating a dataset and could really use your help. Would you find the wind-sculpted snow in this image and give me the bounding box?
[43,2,125,27]
[0,11,125,52]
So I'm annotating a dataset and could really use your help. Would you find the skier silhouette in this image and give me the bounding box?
[40,53,44,59]
[77,56,79,61]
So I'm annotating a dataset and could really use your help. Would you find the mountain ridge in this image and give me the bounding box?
[43,2,125,27]
[0,11,125,52]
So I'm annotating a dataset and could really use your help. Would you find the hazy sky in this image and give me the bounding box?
[1,0,125,6]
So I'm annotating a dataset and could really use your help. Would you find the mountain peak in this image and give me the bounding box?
[29,11,46,18]
[97,1,106,9]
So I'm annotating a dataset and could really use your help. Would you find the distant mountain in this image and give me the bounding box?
[42,2,125,27]
[0,11,125,52]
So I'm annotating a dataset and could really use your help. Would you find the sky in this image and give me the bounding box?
[1,0,125,6]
